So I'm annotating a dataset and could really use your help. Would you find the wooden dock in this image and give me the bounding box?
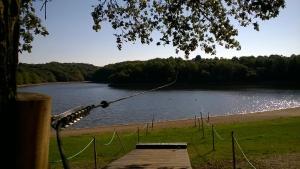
[106,143,192,169]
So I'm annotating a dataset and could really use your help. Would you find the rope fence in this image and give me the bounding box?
[234,136,257,169]
[142,123,148,129]
[50,138,94,163]
[213,127,224,140]
[194,112,256,169]
[50,107,261,169]
[124,128,138,137]
[104,130,117,146]
[197,113,225,141]
[47,68,268,169]
[194,112,257,169]
[116,131,126,152]
[103,130,127,152]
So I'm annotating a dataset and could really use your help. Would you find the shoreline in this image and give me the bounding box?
[59,106,300,136]
[18,81,300,90]
[17,81,92,88]
[110,82,300,90]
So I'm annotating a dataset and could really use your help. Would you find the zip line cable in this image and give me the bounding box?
[107,79,177,105]
[51,74,177,169]
[51,74,177,129]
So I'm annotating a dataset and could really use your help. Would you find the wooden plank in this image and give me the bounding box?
[136,142,187,149]
[107,149,192,169]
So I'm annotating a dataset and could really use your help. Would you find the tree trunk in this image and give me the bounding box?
[0,0,20,114]
[0,1,20,167]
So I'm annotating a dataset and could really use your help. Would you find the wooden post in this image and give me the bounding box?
[212,125,215,151]
[146,123,149,136]
[93,137,97,169]
[207,112,210,122]
[16,92,51,169]
[194,115,197,127]
[197,118,200,131]
[116,132,125,152]
[200,112,204,137]
[137,127,140,143]
[232,131,236,169]
[151,113,154,129]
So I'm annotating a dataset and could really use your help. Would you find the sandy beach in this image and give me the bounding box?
[59,107,300,136]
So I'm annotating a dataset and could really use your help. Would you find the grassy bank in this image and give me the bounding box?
[49,116,300,169]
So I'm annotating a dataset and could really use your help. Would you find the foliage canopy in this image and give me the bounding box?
[92,0,285,57]
[17,62,98,85]
[19,0,285,56]
[92,54,300,86]
[19,0,49,53]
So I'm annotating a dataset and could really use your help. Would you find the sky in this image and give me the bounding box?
[20,0,300,66]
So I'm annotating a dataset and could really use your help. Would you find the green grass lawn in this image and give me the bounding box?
[49,117,300,169]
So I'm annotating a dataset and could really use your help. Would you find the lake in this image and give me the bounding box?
[18,82,300,128]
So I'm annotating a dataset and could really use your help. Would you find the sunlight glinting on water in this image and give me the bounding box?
[227,94,300,115]
[19,83,300,128]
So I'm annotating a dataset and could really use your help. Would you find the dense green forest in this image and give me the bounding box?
[92,55,300,87]
[17,62,98,85]
[18,55,300,87]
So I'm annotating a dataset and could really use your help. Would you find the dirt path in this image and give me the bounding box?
[58,107,300,136]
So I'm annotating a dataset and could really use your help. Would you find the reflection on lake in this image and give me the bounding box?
[18,83,300,128]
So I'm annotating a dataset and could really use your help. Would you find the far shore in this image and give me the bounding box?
[17,81,92,88]
[109,82,300,90]
[18,81,300,90]
[58,106,300,136]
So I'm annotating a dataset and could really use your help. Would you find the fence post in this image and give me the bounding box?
[146,123,149,136]
[151,113,154,129]
[16,92,51,169]
[200,112,204,137]
[232,131,236,169]
[207,112,210,122]
[212,125,215,151]
[116,132,125,152]
[194,115,197,127]
[137,127,140,143]
[93,137,97,169]
[197,118,200,131]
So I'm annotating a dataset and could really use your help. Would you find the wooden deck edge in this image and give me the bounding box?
[136,142,187,149]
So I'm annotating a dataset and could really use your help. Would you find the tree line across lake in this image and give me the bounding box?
[18,55,300,87]
[17,62,98,85]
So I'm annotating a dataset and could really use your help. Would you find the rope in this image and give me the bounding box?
[213,127,224,140]
[234,136,257,169]
[202,117,224,140]
[142,123,148,129]
[124,129,138,137]
[51,74,177,168]
[107,76,177,105]
[116,131,126,152]
[103,130,117,146]
[50,138,94,163]
[51,74,177,129]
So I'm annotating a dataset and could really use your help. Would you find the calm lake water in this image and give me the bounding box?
[18,83,300,128]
